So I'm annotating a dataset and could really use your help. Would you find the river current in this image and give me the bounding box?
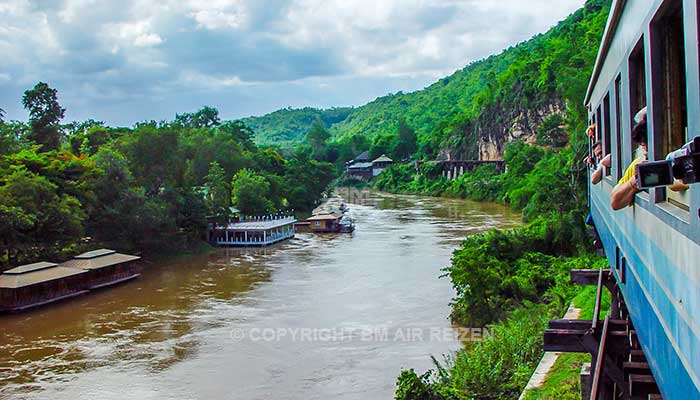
[0,191,520,400]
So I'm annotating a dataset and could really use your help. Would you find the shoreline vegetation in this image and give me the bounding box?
[386,145,608,399]
[0,97,339,270]
[381,1,612,398]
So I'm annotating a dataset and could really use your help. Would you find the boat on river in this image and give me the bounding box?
[307,195,355,233]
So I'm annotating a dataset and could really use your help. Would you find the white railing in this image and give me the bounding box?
[215,230,295,246]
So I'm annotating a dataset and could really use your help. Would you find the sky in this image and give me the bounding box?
[0,0,584,126]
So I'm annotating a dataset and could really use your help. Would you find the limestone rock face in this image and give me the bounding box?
[438,100,566,161]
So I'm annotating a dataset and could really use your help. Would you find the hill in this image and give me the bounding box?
[243,0,609,161]
[241,106,352,146]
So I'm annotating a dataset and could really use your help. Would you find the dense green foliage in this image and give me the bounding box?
[0,89,335,268]
[392,1,612,399]
[242,107,353,146]
[395,226,607,400]
[448,221,593,326]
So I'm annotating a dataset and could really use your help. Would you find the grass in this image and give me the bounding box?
[573,285,611,320]
[522,352,590,400]
[521,285,611,400]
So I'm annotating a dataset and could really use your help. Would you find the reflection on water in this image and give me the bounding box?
[0,191,520,400]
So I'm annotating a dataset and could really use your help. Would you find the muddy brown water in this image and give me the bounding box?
[0,191,520,400]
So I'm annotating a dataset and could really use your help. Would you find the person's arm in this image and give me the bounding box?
[591,165,604,184]
[611,176,640,210]
[669,179,689,192]
[591,155,611,185]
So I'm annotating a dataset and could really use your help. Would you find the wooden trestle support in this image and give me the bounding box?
[543,269,662,400]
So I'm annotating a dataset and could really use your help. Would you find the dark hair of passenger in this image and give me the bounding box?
[632,120,647,144]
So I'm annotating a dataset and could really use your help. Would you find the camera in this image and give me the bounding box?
[635,137,700,189]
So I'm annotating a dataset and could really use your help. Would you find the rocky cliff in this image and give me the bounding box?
[438,99,567,161]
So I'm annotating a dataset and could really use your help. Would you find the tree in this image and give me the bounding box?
[0,121,28,156]
[22,82,65,152]
[174,106,221,128]
[0,167,85,264]
[204,161,230,218]
[218,120,255,150]
[284,148,334,211]
[536,114,568,148]
[394,118,418,160]
[119,125,180,195]
[230,168,273,216]
[305,120,330,160]
[370,132,397,159]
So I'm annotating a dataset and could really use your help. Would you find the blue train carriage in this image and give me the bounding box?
[541,0,700,399]
[584,0,700,398]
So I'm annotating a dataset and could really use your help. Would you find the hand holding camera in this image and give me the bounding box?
[634,137,700,189]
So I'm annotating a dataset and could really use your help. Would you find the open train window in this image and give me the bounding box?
[595,106,602,143]
[614,76,623,180]
[651,0,689,210]
[628,38,647,155]
[603,93,612,176]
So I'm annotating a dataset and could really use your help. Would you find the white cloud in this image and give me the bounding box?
[112,20,163,48]
[0,0,586,125]
[134,32,163,47]
[186,0,248,29]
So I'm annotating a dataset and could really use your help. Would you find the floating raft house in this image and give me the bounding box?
[60,249,141,290]
[210,215,297,246]
[0,262,88,312]
[0,249,142,313]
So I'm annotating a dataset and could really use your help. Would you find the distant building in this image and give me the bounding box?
[371,154,394,176]
[209,215,297,246]
[347,151,371,166]
[346,162,374,180]
[345,152,394,180]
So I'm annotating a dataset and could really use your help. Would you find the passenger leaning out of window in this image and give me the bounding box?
[590,141,610,185]
[610,108,688,210]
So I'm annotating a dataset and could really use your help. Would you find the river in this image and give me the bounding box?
[0,191,520,400]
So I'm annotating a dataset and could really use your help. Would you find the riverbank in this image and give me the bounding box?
[0,192,520,400]
[394,219,606,400]
[370,142,604,399]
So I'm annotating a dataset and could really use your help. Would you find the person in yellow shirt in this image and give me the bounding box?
[611,110,688,210]
[611,120,647,210]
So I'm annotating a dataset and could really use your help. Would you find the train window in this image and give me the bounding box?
[651,1,689,210]
[628,38,647,154]
[595,106,602,143]
[614,76,623,180]
[603,93,612,176]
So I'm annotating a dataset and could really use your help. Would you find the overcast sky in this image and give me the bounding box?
[0,0,584,126]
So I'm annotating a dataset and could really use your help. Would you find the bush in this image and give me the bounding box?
[395,370,445,400]
[447,213,589,326]
[445,304,551,400]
